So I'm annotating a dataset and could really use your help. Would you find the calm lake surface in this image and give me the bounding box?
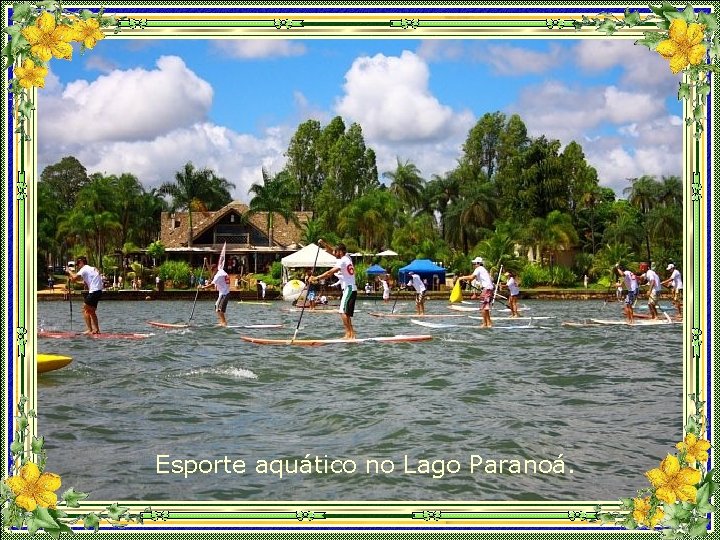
[35,298,683,502]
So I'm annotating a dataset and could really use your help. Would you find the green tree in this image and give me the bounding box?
[285,119,323,211]
[247,168,300,247]
[158,162,235,248]
[337,189,398,252]
[383,158,425,213]
[39,156,90,212]
[624,175,661,261]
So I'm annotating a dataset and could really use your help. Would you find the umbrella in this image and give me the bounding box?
[376,249,398,257]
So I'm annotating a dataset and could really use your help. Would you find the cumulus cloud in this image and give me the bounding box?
[213,39,306,59]
[508,80,680,193]
[335,50,474,143]
[39,55,212,145]
[574,39,678,92]
[84,54,119,73]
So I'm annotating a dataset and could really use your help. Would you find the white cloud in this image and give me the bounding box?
[39,55,212,145]
[213,39,306,59]
[479,43,566,75]
[574,39,678,91]
[335,50,474,142]
[416,40,466,61]
[84,54,118,73]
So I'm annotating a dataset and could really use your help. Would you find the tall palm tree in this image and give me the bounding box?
[247,168,299,247]
[158,162,210,247]
[624,175,660,261]
[383,157,425,213]
[337,190,397,252]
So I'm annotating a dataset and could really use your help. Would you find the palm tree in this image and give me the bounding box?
[158,162,211,247]
[543,210,579,267]
[247,168,300,247]
[337,190,397,252]
[624,175,660,261]
[383,158,425,213]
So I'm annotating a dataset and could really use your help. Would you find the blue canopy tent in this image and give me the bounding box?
[366,264,387,276]
[398,259,446,290]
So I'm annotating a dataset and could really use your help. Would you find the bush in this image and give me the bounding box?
[157,260,192,287]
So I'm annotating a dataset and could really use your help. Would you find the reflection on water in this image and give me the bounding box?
[35,298,682,501]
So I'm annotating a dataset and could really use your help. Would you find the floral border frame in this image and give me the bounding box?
[1,1,715,536]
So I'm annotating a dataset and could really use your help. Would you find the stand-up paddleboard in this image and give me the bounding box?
[563,318,677,327]
[39,330,153,339]
[148,321,190,329]
[236,301,272,305]
[241,334,433,346]
[411,319,539,330]
[148,321,284,329]
[450,304,531,312]
[37,353,73,373]
[468,315,554,321]
[367,312,466,318]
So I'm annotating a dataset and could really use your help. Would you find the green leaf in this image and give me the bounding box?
[678,82,692,100]
[636,31,666,50]
[698,83,711,96]
[10,439,23,453]
[696,500,716,515]
[61,487,89,508]
[681,4,696,23]
[106,502,130,521]
[31,435,44,454]
[84,512,100,532]
[29,506,61,532]
[3,24,22,38]
[11,3,33,21]
[689,517,709,536]
[665,11,685,21]
[698,12,718,32]
[624,8,641,26]
[693,104,704,119]
[36,1,56,10]
[597,19,617,35]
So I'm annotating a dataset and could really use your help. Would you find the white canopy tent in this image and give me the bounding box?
[376,249,398,257]
[280,243,338,282]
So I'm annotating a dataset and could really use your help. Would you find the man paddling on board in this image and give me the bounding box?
[311,240,357,339]
[615,263,638,324]
[199,263,231,326]
[406,271,427,315]
[457,256,494,328]
[67,256,103,334]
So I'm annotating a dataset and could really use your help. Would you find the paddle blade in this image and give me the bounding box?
[449,280,463,303]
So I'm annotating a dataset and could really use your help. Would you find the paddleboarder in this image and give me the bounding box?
[457,256,494,328]
[615,263,638,324]
[199,263,231,326]
[642,262,662,319]
[504,271,521,318]
[661,263,683,318]
[67,256,103,334]
[311,241,357,339]
[380,274,391,303]
[406,271,427,315]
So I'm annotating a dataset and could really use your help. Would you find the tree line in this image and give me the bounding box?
[37,111,682,286]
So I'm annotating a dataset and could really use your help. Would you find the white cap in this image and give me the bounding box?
[666,263,675,270]
[471,256,484,264]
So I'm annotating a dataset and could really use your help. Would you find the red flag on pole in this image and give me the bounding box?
[218,241,227,271]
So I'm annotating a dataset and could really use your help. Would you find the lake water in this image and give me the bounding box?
[35,297,683,502]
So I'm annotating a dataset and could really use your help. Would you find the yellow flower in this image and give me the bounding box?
[656,18,707,74]
[5,461,62,511]
[15,58,48,89]
[645,454,702,505]
[70,18,105,49]
[632,496,664,528]
[21,11,75,62]
[676,433,711,465]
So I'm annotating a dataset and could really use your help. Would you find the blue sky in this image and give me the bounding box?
[38,36,683,201]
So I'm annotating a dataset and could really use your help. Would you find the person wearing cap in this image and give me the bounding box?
[503,270,521,318]
[642,263,662,319]
[67,256,103,334]
[661,263,683,317]
[458,257,494,327]
[199,262,231,326]
[614,263,639,323]
[380,273,391,303]
[312,241,357,339]
[406,271,427,315]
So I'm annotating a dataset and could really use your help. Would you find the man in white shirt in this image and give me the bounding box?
[312,241,357,339]
[200,263,231,326]
[458,256,495,328]
[662,263,683,317]
[615,264,639,323]
[407,272,427,315]
[67,256,104,334]
[643,263,662,319]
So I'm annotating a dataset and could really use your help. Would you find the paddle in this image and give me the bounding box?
[292,244,322,342]
[67,278,73,331]
[490,264,504,310]
[390,284,401,313]
[189,257,207,323]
